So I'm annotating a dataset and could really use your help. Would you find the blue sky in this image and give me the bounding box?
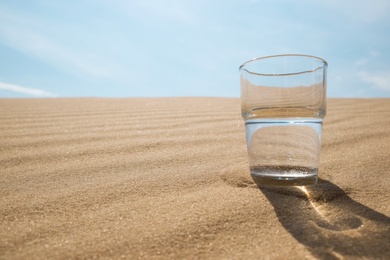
[0,0,389,98]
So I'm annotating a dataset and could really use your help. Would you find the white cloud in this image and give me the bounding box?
[0,82,57,97]
[359,71,390,92]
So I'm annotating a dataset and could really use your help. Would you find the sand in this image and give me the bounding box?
[0,98,389,259]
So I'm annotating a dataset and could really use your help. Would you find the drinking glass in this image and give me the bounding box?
[239,54,327,186]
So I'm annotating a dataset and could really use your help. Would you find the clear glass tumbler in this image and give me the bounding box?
[239,54,327,186]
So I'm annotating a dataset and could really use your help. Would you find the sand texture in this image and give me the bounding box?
[1,98,390,259]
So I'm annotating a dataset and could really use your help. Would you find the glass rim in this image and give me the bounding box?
[239,54,328,76]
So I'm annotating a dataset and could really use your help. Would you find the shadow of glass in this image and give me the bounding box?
[259,179,390,259]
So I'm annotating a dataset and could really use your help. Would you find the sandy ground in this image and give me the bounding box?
[0,98,389,259]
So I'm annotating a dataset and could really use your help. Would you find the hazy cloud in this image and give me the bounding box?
[0,7,125,80]
[0,0,389,97]
[317,0,390,23]
[0,81,57,97]
[359,71,390,92]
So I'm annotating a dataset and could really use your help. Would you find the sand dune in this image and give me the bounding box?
[1,98,389,259]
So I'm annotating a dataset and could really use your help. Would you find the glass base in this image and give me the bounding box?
[250,166,318,187]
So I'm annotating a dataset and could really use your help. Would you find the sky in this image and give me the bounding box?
[0,0,389,98]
